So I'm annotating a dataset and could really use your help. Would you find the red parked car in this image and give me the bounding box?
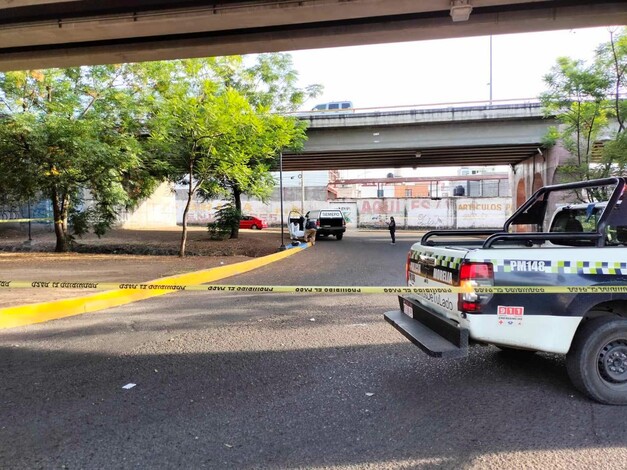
[239,215,267,230]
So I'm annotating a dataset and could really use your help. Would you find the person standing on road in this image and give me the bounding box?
[388,216,396,245]
[305,216,317,245]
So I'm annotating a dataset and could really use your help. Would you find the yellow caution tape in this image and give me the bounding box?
[0,281,626,294]
[0,218,53,223]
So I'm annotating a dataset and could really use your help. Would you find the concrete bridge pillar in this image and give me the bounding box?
[511,143,571,207]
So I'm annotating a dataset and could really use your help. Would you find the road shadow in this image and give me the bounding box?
[1,333,624,468]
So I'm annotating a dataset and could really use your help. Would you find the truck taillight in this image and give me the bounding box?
[458,262,493,313]
[316,219,320,228]
[406,252,411,283]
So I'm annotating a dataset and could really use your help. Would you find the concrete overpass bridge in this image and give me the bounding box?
[0,1,625,71]
[282,101,554,172]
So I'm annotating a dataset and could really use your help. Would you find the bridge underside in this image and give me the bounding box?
[279,103,550,171]
[279,143,540,171]
[0,1,625,71]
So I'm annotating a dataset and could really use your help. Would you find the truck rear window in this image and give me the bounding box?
[550,208,627,246]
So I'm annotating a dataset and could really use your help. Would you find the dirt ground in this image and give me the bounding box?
[0,224,284,257]
[0,224,289,308]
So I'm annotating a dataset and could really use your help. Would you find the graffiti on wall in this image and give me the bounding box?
[0,206,22,221]
[406,199,451,228]
[0,200,53,222]
[357,198,452,228]
[456,198,512,229]
[329,202,357,228]
[178,194,512,229]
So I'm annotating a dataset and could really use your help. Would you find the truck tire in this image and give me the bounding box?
[566,316,627,405]
[336,233,343,240]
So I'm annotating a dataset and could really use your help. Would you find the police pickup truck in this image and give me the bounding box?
[305,209,346,240]
[384,177,627,404]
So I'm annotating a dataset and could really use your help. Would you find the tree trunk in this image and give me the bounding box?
[179,198,190,257]
[230,186,242,239]
[52,188,69,252]
[179,185,193,258]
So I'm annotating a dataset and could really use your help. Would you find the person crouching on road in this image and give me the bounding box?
[305,217,317,245]
[388,217,396,245]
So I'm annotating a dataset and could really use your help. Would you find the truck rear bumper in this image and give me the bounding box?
[317,228,345,235]
[384,295,468,359]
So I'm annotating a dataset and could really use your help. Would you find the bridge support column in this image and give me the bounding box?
[511,143,571,206]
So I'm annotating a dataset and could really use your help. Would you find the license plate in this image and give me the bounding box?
[403,301,413,318]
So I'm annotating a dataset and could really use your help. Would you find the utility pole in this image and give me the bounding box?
[489,35,493,105]
[300,171,304,214]
[27,201,32,242]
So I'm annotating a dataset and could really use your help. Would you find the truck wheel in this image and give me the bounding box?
[336,233,343,240]
[566,316,627,405]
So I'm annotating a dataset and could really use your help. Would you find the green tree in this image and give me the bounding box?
[210,53,314,239]
[0,66,161,252]
[233,53,323,112]
[597,29,627,133]
[541,28,627,201]
[150,55,319,254]
[149,59,261,256]
[210,111,307,239]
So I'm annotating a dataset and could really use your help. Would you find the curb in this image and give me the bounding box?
[0,242,309,330]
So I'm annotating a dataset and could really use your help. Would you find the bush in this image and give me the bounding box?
[206,223,229,240]
[207,204,241,240]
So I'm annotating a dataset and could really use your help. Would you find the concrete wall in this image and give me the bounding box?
[348,197,512,229]
[119,182,177,228]
[178,194,513,230]
[177,197,333,226]
[270,170,329,188]
[1,184,513,232]
[269,186,328,202]
[0,199,53,233]
[0,199,52,222]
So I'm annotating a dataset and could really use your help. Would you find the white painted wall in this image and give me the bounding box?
[270,170,329,188]
[177,195,512,229]
[119,182,177,228]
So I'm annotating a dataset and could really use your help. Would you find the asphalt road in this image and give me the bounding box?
[1,231,626,469]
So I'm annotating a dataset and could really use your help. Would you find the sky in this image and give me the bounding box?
[280,26,621,182]
[291,26,618,111]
